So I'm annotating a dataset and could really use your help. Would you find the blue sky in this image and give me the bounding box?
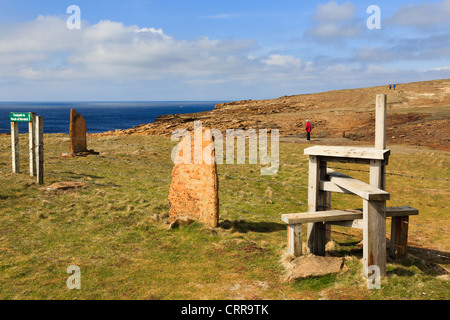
[0,0,449,101]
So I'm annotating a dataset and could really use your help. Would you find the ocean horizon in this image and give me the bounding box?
[0,101,225,134]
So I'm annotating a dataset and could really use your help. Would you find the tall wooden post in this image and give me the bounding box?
[307,156,327,256]
[35,116,44,185]
[29,113,36,176]
[364,94,387,278]
[11,122,20,173]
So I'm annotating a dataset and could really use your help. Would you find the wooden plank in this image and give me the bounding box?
[320,180,353,194]
[327,169,390,201]
[282,206,417,225]
[288,224,302,257]
[363,199,386,278]
[282,209,363,224]
[316,156,371,165]
[304,145,390,160]
[329,206,417,229]
[329,219,364,229]
[11,122,19,173]
[316,156,389,165]
[386,206,418,217]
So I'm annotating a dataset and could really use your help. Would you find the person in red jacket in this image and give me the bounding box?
[305,119,312,141]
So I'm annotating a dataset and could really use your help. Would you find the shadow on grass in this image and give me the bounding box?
[54,171,104,180]
[390,245,450,276]
[327,240,449,277]
[218,219,286,233]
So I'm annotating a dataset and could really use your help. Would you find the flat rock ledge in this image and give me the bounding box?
[283,254,347,281]
[38,181,86,194]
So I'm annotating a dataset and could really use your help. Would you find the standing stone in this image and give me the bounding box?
[168,125,219,227]
[70,109,88,154]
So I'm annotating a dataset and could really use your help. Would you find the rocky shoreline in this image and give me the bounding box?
[92,79,450,151]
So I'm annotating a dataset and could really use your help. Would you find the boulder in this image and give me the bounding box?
[285,254,346,281]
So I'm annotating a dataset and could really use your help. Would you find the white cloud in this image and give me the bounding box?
[307,22,360,39]
[355,47,395,63]
[430,66,450,71]
[0,16,262,82]
[387,0,450,28]
[262,54,302,68]
[0,14,448,100]
[305,1,362,41]
[314,1,356,23]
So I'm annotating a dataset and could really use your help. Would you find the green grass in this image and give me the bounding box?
[0,133,449,300]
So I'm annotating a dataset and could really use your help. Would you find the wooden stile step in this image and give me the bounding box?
[304,145,390,161]
[282,206,418,258]
[325,169,390,201]
[281,206,418,225]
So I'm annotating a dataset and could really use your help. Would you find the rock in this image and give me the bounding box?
[38,181,85,194]
[70,109,88,154]
[60,152,75,158]
[168,123,219,227]
[285,254,346,281]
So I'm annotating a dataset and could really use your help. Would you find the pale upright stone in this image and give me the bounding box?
[168,126,219,227]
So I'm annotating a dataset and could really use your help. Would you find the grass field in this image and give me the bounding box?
[0,133,449,300]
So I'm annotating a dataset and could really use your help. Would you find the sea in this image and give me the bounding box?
[0,101,223,134]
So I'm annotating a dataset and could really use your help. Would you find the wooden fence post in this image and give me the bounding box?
[35,116,44,185]
[364,94,387,277]
[29,113,36,176]
[11,122,19,173]
[307,156,327,256]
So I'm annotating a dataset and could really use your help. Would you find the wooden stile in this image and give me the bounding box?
[282,94,418,280]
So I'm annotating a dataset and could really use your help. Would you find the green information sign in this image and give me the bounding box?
[10,112,31,122]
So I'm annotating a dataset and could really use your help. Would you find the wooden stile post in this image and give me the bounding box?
[307,156,327,256]
[288,224,302,256]
[390,216,409,258]
[35,116,44,185]
[29,113,36,176]
[363,199,386,277]
[375,94,387,150]
[11,122,20,173]
[364,94,387,277]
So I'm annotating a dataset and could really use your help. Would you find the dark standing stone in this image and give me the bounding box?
[70,109,88,154]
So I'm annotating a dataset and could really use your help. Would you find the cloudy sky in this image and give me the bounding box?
[0,0,449,101]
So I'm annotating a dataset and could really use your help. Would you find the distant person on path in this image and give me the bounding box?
[305,119,312,141]
[389,84,392,90]
[393,84,396,90]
